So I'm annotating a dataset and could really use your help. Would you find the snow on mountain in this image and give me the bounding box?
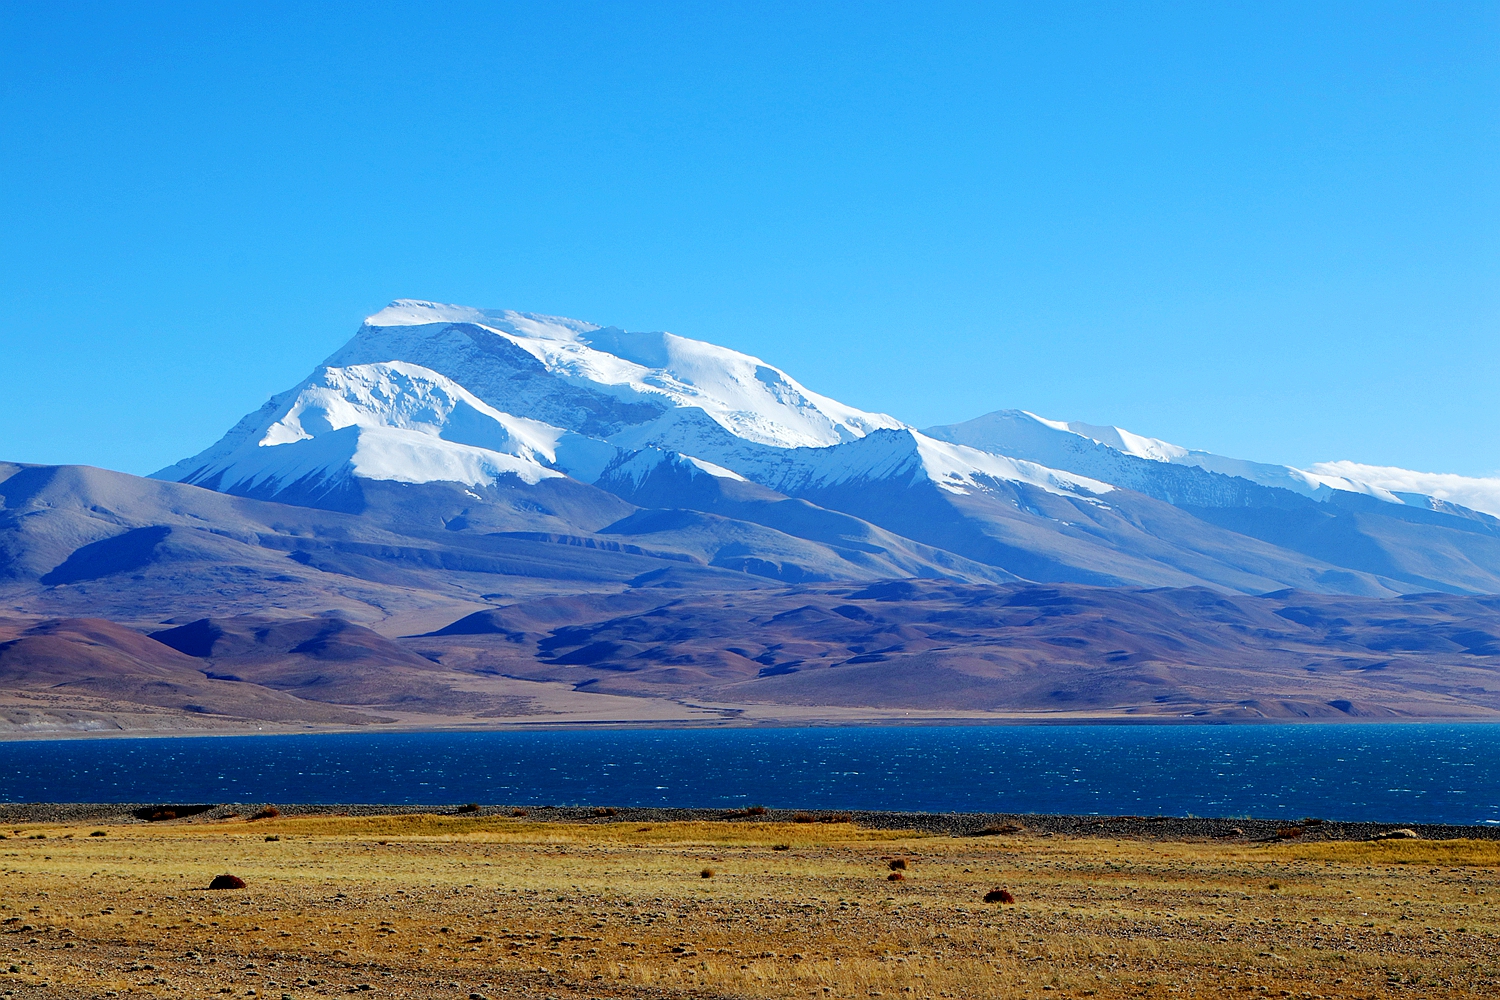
[1023,413,1191,464]
[363,300,592,333]
[1305,462,1500,519]
[167,303,1489,525]
[927,409,1495,515]
[601,405,1113,503]
[156,361,571,493]
[598,447,750,489]
[743,428,1116,501]
[312,301,1116,505]
[926,410,1338,498]
[333,300,905,450]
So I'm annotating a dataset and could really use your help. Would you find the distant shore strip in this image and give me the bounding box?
[2,802,1497,842]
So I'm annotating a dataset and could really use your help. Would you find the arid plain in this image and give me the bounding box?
[2,811,1498,999]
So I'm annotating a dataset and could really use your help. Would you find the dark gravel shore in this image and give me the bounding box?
[1,801,1496,842]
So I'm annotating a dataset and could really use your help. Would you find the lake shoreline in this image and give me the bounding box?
[4,800,1500,842]
[5,711,1500,742]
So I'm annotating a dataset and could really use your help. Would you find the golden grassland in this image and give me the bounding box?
[0,814,1497,999]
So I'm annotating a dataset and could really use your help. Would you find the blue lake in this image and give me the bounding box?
[2,723,1498,825]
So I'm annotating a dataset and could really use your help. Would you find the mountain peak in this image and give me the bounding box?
[338,301,905,452]
[364,299,601,342]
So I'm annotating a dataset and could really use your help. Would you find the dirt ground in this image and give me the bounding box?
[1,813,1497,999]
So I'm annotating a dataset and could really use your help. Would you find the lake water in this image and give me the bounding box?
[2,723,1498,825]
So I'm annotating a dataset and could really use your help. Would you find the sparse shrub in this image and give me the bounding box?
[772,844,790,851]
[976,823,1023,836]
[887,872,905,882]
[1276,827,1303,840]
[722,805,769,819]
[593,807,618,817]
[793,813,815,824]
[888,859,907,870]
[511,808,529,817]
[249,806,280,821]
[457,803,480,814]
[820,813,852,824]
[1302,817,1325,826]
[135,804,214,822]
[89,830,107,837]
[983,889,1015,904]
[700,868,715,878]
[208,874,246,890]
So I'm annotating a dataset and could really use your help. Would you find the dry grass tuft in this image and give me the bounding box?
[1272,836,1500,867]
[183,812,917,847]
[249,805,281,821]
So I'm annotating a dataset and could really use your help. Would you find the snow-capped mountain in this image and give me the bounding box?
[158,361,574,494]
[926,409,1500,518]
[151,300,1500,596]
[332,300,904,448]
[1300,461,1500,520]
[164,299,1115,515]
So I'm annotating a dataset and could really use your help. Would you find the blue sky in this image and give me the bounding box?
[2,2,1496,477]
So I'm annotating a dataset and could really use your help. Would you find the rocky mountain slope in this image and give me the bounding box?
[4,583,1498,733]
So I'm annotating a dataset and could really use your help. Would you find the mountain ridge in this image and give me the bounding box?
[145,300,1500,598]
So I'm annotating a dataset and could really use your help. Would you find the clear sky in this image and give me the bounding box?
[2,2,1496,477]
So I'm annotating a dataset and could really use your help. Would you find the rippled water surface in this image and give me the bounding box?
[3,724,1499,824]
